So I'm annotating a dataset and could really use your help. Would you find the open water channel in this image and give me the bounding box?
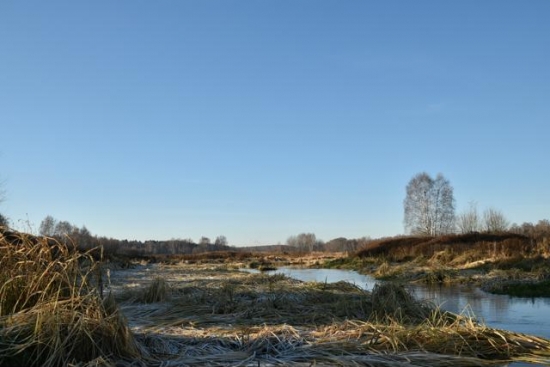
[252,267,550,367]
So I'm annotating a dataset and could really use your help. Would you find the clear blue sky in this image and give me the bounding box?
[1,1,549,245]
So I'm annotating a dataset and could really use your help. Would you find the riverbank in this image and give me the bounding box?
[319,233,550,298]
[323,253,550,297]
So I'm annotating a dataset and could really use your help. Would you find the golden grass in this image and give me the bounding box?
[0,229,141,367]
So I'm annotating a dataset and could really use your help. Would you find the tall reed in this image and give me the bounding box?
[0,229,141,366]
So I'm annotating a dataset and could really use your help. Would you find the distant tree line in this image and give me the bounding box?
[509,219,550,241]
[2,170,546,257]
[456,202,510,234]
[38,215,95,249]
[285,232,371,253]
[25,211,550,258]
[34,215,372,256]
[36,215,234,258]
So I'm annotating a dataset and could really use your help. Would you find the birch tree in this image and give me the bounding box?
[404,172,455,236]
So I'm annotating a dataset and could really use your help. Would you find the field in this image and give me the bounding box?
[2,230,550,366]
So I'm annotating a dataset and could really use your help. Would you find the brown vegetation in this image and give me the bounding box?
[0,228,140,367]
[344,232,550,292]
[356,233,533,262]
[110,263,550,366]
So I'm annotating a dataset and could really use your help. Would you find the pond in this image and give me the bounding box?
[249,267,550,367]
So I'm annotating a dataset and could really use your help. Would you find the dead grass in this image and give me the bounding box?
[2,228,550,366]
[138,277,171,303]
[110,263,550,366]
[0,229,141,366]
[370,282,434,323]
[356,233,532,263]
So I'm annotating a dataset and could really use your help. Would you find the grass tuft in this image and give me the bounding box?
[138,277,171,303]
[371,282,433,323]
[0,229,141,367]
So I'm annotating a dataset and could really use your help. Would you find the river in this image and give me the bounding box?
[252,267,550,367]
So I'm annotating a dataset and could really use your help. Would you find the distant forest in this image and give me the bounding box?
[0,214,544,258]
[27,215,370,257]
[1,212,549,258]
[2,172,548,258]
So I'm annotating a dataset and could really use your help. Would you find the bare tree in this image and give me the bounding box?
[39,215,57,236]
[457,202,481,234]
[287,233,317,252]
[54,220,75,237]
[199,236,211,246]
[214,235,228,247]
[325,237,348,252]
[286,235,298,248]
[404,172,455,236]
[404,173,433,235]
[483,208,509,233]
[77,226,93,250]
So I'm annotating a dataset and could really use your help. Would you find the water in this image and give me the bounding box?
[407,283,550,340]
[251,267,550,367]
[253,267,379,289]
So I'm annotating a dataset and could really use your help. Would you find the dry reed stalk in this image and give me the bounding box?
[0,229,143,367]
[0,295,140,366]
[0,230,102,315]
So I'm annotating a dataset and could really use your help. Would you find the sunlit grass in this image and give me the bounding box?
[0,229,141,366]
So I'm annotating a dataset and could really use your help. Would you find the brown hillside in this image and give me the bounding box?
[355,233,531,261]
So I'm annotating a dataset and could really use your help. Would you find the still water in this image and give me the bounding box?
[253,267,550,366]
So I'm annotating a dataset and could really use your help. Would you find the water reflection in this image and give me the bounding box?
[256,267,379,290]
[407,283,550,338]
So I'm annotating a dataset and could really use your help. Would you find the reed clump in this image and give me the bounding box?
[0,229,141,367]
[371,283,433,323]
[138,277,171,303]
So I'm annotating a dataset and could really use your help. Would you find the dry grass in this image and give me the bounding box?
[2,228,550,366]
[370,283,434,323]
[0,229,141,367]
[138,277,171,303]
[110,263,550,366]
[0,294,141,366]
[355,233,532,263]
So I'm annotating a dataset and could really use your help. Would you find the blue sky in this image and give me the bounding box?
[1,1,549,245]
